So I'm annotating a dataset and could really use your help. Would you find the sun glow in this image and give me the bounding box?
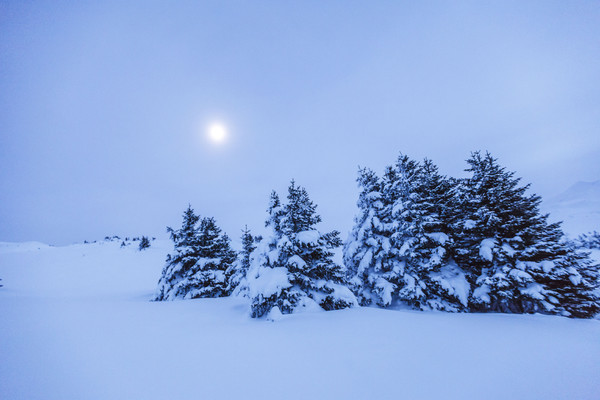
[208,122,227,143]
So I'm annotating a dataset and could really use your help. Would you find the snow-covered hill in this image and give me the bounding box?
[1,240,599,400]
[544,180,600,237]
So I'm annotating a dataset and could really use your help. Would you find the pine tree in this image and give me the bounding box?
[345,155,468,310]
[154,205,236,301]
[138,236,151,251]
[248,181,356,318]
[454,152,599,317]
[227,225,257,296]
[344,167,385,305]
[401,158,469,311]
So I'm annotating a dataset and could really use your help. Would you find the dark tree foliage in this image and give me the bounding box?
[226,225,257,294]
[249,181,356,318]
[138,236,151,251]
[345,151,599,318]
[154,205,236,301]
[451,152,599,317]
[345,155,467,311]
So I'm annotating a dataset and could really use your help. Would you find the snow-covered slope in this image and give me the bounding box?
[544,180,600,237]
[1,240,599,400]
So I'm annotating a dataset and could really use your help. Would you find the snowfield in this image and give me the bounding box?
[1,240,599,400]
[544,180,600,237]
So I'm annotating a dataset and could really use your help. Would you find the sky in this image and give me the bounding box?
[1,0,599,245]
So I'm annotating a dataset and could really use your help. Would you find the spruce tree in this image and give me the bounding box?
[402,158,469,310]
[453,152,599,317]
[345,155,468,310]
[248,181,356,318]
[154,205,236,301]
[227,225,257,296]
[344,167,385,305]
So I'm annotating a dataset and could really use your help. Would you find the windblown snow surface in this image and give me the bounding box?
[544,180,600,237]
[1,240,599,400]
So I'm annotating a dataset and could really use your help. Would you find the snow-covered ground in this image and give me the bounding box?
[544,180,600,237]
[1,240,599,400]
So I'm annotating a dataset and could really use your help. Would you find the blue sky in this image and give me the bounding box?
[1,1,599,245]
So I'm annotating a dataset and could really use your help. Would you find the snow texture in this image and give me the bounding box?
[479,238,496,261]
[0,240,599,400]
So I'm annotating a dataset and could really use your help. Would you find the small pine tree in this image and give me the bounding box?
[248,181,356,318]
[226,225,257,295]
[139,236,151,251]
[154,205,236,301]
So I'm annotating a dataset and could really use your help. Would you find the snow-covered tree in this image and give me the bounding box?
[453,152,599,317]
[575,231,600,250]
[138,236,151,251]
[344,167,385,305]
[154,205,236,301]
[227,225,257,296]
[247,181,356,318]
[344,155,469,311]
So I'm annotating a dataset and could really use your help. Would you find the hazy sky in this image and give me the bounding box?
[1,1,599,245]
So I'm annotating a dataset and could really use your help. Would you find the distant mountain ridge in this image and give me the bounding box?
[543,180,600,237]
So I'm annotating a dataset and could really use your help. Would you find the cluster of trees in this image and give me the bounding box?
[153,182,356,317]
[103,235,154,250]
[345,152,598,318]
[153,152,599,319]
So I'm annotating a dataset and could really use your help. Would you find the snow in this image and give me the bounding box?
[543,180,600,237]
[0,241,51,254]
[425,232,449,244]
[501,242,516,257]
[295,230,320,245]
[430,263,471,306]
[479,238,496,261]
[373,277,395,306]
[521,283,545,300]
[247,266,291,298]
[541,260,555,273]
[266,305,284,321]
[509,269,533,282]
[472,284,491,304]
[358,249,373,273]
[567,267,582,285]
[1,240,600,400]
[463,219,477,229]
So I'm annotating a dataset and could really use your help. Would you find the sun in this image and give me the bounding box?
[207,122,227,143]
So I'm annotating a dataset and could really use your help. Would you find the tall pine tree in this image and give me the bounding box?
[345,155,469,310]
[453,152,599,317]
[227,225,257,296]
